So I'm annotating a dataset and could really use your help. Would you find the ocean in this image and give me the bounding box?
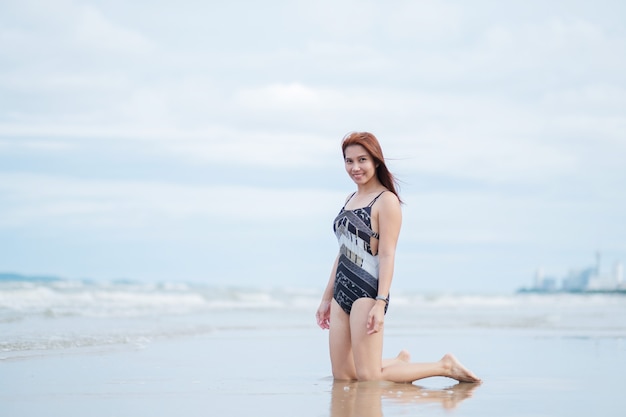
[1,276,625,359]
[1,276,626,416]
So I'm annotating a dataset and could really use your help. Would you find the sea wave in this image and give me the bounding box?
[1,277,625,358]
[0,278,318,321]
[1,277,625,321]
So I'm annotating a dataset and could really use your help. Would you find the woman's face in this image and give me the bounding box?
[344,145,377,186]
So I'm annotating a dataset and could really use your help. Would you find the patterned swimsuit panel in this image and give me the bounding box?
[332,191,387,315]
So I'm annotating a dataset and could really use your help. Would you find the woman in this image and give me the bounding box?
[316,132,480,383]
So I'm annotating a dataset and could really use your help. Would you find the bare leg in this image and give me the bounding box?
[329,298,480,384]
[382,349,410,368]
[349,298,384,381]
[329,299,357,380]
[382,353,481,383]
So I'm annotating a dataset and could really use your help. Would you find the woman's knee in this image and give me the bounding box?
[355,366,382,382]
[332,365,356,381]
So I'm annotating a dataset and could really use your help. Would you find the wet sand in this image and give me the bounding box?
[1,323,624,417]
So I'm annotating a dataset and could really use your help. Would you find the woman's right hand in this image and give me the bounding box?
[316,300,331,329]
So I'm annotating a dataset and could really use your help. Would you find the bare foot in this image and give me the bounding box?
[397,349,411,362]
[441,353,481,383]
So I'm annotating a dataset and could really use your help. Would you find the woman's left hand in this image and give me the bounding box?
[366,302,386,335]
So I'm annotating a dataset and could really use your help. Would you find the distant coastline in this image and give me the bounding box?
[0,272,61,282]
[519,252,625,295]
[516,287,626,295]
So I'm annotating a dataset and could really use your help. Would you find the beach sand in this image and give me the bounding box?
[2,322,625,417]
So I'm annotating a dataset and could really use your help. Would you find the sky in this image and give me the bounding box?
[0,0,625,293]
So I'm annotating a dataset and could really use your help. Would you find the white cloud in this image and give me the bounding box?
[233,83,380,114]
[0,71,128,93]
[483,17,623,74]
[161,130,338,168]
[1,0,625,289]
[0,123,340,168]
[296,0,461,42]
[0,139,75,151]
[399,187,626,258]
[393,130,579,184]
[73,5,155,53]
[118,88,174,126]
[296,0,379,39]
[236,83,324,109]
[1,1,156,58]
[0,173,343,232]
[0,75,614,183]
[383,0,462,41]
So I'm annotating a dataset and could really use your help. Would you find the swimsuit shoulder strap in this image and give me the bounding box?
[342,192,357,209]
[367,190,387,207]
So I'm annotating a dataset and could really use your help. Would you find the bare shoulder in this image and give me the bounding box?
[379,191,401,209]
[376,191,402,218]
[375,191,402,237]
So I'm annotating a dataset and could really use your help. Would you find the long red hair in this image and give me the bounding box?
[341,131,402,204]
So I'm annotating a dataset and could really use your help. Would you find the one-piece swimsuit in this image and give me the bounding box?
[332,191,388,315]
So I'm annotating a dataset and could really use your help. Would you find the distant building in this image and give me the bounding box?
[562,267,594,291]
[532,268,558,291]
[533,267,544,289]
[586,260,624,290]
[521,254,625,293]
[615,261,624,283]
[587,275,618,291]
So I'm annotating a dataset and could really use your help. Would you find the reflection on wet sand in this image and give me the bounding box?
[330,380,481,417]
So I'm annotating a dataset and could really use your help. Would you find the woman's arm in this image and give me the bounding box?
[316,254,339,329]
[368,192,402,334]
